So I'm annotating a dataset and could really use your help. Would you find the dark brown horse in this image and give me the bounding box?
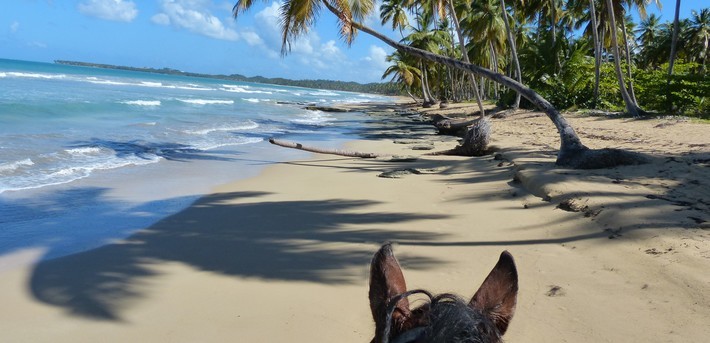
[369,244,518,343]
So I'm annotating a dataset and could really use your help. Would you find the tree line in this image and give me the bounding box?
[54,60,401,95]
[377,1,708,117]
[233,0,704,168]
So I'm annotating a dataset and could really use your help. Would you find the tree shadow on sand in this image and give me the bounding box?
[29,191,448,321]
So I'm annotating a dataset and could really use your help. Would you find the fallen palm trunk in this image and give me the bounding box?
[430,114,481,136]
[429,117,491,156]
[268,138,417,161]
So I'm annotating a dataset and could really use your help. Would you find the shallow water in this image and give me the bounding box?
[0,58,394,265]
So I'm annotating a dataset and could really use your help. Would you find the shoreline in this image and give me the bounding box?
[0,101,708,341]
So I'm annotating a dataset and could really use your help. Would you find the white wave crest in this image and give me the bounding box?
[4,72,67,80]
[176,85,213,91]
[65,147,103,156]
[191,137,263,150]
[178,99,234,105]
[309,90,339,96]
[184,121,259,135]
[121,100,162,106]
[140,81,163,87]
[88,79,132,86]
[0,159,34,173]
[221,84,272,94]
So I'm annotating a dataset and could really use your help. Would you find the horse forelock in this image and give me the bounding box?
[383,292,502,343]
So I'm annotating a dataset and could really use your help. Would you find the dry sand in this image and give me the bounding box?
[0,102,708,342]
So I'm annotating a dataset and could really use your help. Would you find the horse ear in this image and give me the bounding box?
[469,251,518,335]
[369,243,410,341]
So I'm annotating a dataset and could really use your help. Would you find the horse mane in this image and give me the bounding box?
[383,290,501,343]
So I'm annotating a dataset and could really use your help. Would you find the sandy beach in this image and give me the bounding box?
[0,102,708,342]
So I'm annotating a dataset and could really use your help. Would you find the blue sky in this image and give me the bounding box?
[1,0,398,83]
[1,1,705,84]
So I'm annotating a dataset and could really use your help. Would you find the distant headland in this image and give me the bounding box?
[54,60,399,95]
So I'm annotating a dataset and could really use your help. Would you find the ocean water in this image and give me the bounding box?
[0,58,394,266]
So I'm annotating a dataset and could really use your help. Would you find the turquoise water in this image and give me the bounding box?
[0,58,393,264]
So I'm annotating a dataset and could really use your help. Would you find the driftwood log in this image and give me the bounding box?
[269,138,379,158]
[430,117,491,156]
[431,114,482,136]
[268,138,418,161]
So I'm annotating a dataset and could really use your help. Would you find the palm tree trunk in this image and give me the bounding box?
[447,0,486,116]
[668,0,682,78]
[500,0,522,108]
[589,0,601,108]
[621,20,638,104]
[604,0,642,117]
[489,41,499,99]
[425,68,436,102]
[550,0,560,73]
[419,61,432,105]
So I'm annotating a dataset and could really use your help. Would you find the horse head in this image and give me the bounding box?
[369,243,518,343]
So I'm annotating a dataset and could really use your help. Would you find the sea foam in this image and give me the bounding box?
[121,100,162,106]
[178,99,234,105]
[0,158,34,173]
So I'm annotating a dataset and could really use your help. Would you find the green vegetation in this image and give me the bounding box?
[54,60,400,96]
[373,2,708,118]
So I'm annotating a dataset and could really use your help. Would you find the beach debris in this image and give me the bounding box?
[393,139,422,144]
[378,167,442,178]
[304,105,350,112]
[644,247,673,255]
[411,144,435,151]
[556,198,587,212]
[378,168,422,178]
[429,117,491,157]
[268,138,418,161]
[546,285,565,297]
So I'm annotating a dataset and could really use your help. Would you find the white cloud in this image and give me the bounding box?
[10,21,20,33]
[151,13,170,25]
[240,31,263,46]
[154,0,238,41]
[78,0,138,22]
[225,1,391,82]
[252,3,341,65]
[364,45,389,69]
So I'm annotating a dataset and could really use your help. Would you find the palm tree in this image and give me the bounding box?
[233,0,647,167]
[500,0,523,108]
[622,14,638,103]
[382,51,422,104]
[636,13,661,68]
[668,0,682,77]
[603,0,644,116]
[464,0,507,98]
[522,0,564,72]
[445,0,486,115]
[686,8,709,73]
[570,0,603,108]
[380,0,410,36]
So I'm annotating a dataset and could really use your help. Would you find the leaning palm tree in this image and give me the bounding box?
[233,0,645,168]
